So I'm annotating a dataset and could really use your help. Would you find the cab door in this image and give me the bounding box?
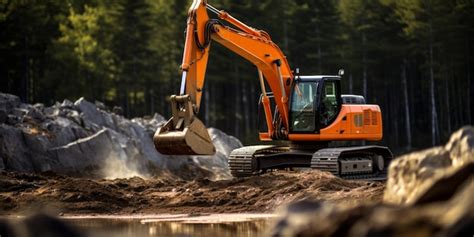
[289,80,319,133]
[318,79,342,129]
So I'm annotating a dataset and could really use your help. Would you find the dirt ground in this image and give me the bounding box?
[0,170,384,216]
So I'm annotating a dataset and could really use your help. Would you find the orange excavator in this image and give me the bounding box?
[154,0,392,179]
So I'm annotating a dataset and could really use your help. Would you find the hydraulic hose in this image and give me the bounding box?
[194,19,222,51]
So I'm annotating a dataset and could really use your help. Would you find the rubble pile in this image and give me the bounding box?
[0,93,241,179]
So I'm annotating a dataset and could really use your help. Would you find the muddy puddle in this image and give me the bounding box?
[64,214,276,237]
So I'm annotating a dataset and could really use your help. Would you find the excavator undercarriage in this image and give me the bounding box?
[229,144,392,180]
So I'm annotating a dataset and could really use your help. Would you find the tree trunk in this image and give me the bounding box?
[362,33,367,99]
[316,25,322,73]
[209,82,215,126]
[205,84,210,124]
[402,60,412,149]
[242,79,250,135]
[429,40,438,146]
[283,15,289,55]
[250,81,257,136]
[349,73,353,94]
[445,65,452,134]
[467,35,471,124]
[149,88,154,115]
[22,34,29,103]
[234,63,241,137]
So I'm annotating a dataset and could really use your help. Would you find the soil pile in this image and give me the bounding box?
[0,170,384,215]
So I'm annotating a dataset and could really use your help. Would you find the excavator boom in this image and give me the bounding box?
[154,0,294,155]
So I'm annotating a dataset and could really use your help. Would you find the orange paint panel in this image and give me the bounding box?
[287,104,383,142]
[259,132,272,141]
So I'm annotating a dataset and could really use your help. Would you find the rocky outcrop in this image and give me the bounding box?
[384,126,474,204]
[269,126,474,237]
[191,128,242,180]
[271,177,474,237]
[0,93,241,179]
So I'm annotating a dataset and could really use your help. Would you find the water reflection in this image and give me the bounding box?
[67,217,270,237]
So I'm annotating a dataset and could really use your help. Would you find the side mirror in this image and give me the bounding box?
[338,69,344,76]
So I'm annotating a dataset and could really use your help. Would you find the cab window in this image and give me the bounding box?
[290,82,317,132]
[320,80,340,126]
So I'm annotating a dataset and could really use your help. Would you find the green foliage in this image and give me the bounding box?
[0,0,473,150]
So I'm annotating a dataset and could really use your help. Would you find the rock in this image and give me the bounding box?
[413,162,474,205]
[112,106,123,115]
[445,126,474,167]
[0,124,34,172]
[61,99,74,109]
[384,126,474,205]
[26,106,46,121]
[152,113,165,123]
[270,200,374,237]
[269,126,474,237]
[0,93,21,114]
[33,103,45,111]
[13,107,28,118]
[0,109,6,124]
[0,213,83,237]
[43,117,90,147]
[0,155,4,170]
[191,128,242,180]
[114,117,164,167]
[6,114,20,125]
[352,179,474,237]
[95,100,106,110]
[74,97,118,131]
[74,97,104,129]
[383,147,451,204]
[65,110,82,125]
[0,92,243,179]
[270,170,474,237]
[48,128,147,176]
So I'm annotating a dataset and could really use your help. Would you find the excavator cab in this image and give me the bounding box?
[289,76,342,133]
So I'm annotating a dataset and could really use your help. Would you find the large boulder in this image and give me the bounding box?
[191,128,243,180]
[384,126,474,204]
[268,126,474,237]
[74,97,117,131]
[0,124,34,172]
[269,164,474,237]
[0,93,21,114]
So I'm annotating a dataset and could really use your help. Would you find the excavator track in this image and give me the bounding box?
[228,145,273,177]
[311,146,391,180]
[228,145,392,180]
[228,154,254,177]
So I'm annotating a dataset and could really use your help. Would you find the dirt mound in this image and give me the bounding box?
[0,170,383,215]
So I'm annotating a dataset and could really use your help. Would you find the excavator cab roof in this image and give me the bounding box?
[296,75,341,81]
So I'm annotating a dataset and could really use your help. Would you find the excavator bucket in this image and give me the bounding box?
[153,95,216,155]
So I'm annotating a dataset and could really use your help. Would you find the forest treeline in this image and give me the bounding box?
[1,0,473,152]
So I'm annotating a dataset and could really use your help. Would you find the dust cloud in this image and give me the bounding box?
[101,156,149,179]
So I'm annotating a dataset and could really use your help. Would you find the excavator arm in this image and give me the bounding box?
[154,0,294,155]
